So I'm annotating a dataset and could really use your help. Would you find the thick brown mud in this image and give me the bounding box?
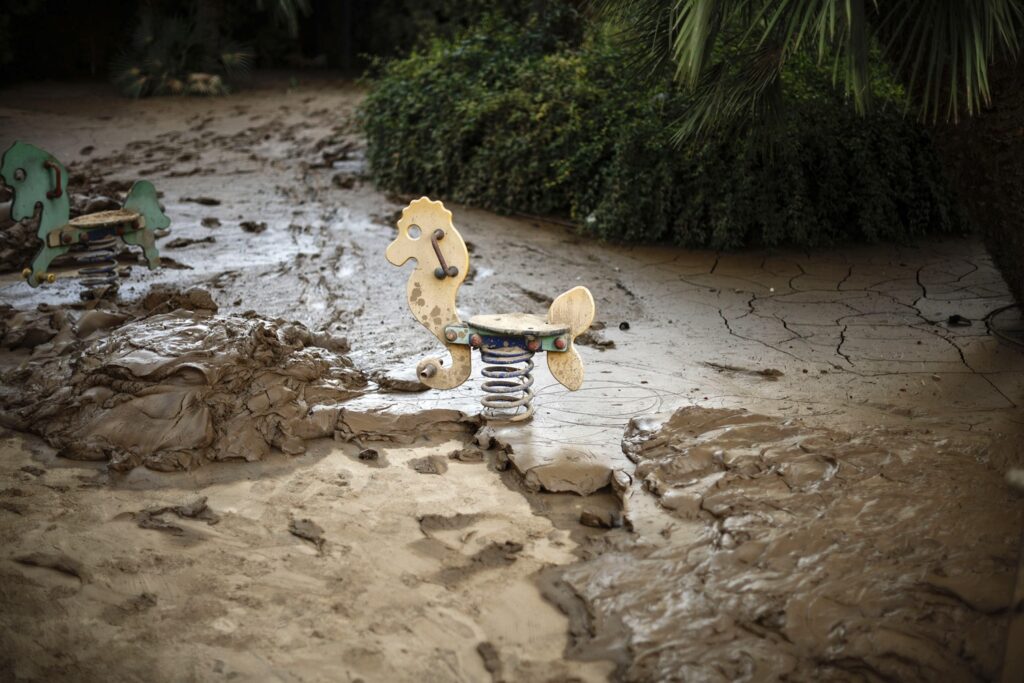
[0,289,488,472]
[1,76,1022,681]
[546,407,1022,682]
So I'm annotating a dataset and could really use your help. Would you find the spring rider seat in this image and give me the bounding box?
[386,197,595,421]
[1,140,169,294]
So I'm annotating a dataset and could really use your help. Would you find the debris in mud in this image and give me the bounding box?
[448,446,485,462]
[948,313,972,326]
[518,287,553,306]
[0,217,38,274]
[332,173,356,189]
[68,174,133,203]
[0,501,26,515]
[240,220,267,234]
[14,552,87,582]
[164,236,216,249]
[418,513,482,535]
[436,541,524,586]
[355,447,390,468]
[550,406,1021,682]
[372,367,428,393]
[131,497,220,535]
[703,361,784,380]
[201,217,221,228]
[0,290,370,471]
[574,330,615,350]
[476,642,503,681]
[618,321,630,331]
[76,195,120,214]
[578,507,621,529]
[314,140,356,167]
[409,455,448,475]
[289,517,326,552]
[102,592,158,625]
[156,256,193,270]
[142,285,218,315]
[182,196,221,206]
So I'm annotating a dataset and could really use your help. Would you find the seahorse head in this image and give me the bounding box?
[385,197,467,282]
[0,141,68,225]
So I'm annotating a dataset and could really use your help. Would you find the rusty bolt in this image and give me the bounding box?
[554,337,567,350]
[79,232,89,243]
[61,233,72,244]
[445,329,457,341]
[22,268,31,279]
[469,334,483,348]
[526,338,540,352]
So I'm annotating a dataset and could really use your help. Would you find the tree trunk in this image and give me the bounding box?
[932,60,1024,305]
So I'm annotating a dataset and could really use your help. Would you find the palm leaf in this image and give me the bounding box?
[598,0,1024,136]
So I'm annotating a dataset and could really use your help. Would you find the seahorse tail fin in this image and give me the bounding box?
[121,181,170,269]
[123,181,170,231]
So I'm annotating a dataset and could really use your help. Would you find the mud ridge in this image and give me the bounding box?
[0,288,480,472]
[546,406,1021,682]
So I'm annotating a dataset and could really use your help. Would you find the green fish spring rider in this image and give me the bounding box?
[0,141,170,295]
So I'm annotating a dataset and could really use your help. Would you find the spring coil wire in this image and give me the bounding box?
[479,344,535,421]
[75,233,119,293]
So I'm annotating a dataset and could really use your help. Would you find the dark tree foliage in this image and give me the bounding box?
[361,12,966,248]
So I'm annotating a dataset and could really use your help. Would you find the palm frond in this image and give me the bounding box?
[255,0,311,37]
[597,0,1024,137]
[877,0,1023,121]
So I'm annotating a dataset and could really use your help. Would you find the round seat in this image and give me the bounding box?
[469,313,569,336]
[69,209,140,229]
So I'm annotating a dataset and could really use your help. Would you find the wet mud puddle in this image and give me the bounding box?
[2,77,1024,681]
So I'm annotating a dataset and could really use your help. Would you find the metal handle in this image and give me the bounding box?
[43,161,62,199]
[431,229,459,279]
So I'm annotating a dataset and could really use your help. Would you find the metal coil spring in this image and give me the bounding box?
[75,233,119,294]
[480,345,535,422]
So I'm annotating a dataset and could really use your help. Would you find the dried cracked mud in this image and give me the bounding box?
[1,76,1023,681]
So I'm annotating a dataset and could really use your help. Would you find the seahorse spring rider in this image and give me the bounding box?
[386,197,596,422]
[1,141,169,294]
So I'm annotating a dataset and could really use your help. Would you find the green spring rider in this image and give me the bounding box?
[0,141,169,291]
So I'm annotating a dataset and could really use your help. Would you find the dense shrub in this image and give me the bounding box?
[361,19,967,248]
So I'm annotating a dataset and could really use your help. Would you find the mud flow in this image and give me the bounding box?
[548,407,1021,681]
[1,77,1023,681]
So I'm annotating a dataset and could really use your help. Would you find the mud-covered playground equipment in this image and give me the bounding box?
[386,197,595,421]
[0,141,169,295]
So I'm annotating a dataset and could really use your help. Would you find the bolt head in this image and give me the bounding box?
[21,268,31,279]
[445,329,457,341]
[61,234,72,244]
[470,334,483,348]
[526,338,540,352]
[554,337,567,350]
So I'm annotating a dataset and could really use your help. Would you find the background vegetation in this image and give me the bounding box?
[360,5,966,248]
[3,0,1019,293]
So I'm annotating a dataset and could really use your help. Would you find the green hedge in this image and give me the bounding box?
[360,20,967,248]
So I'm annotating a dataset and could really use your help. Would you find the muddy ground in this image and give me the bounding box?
[1,75,1023,682]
